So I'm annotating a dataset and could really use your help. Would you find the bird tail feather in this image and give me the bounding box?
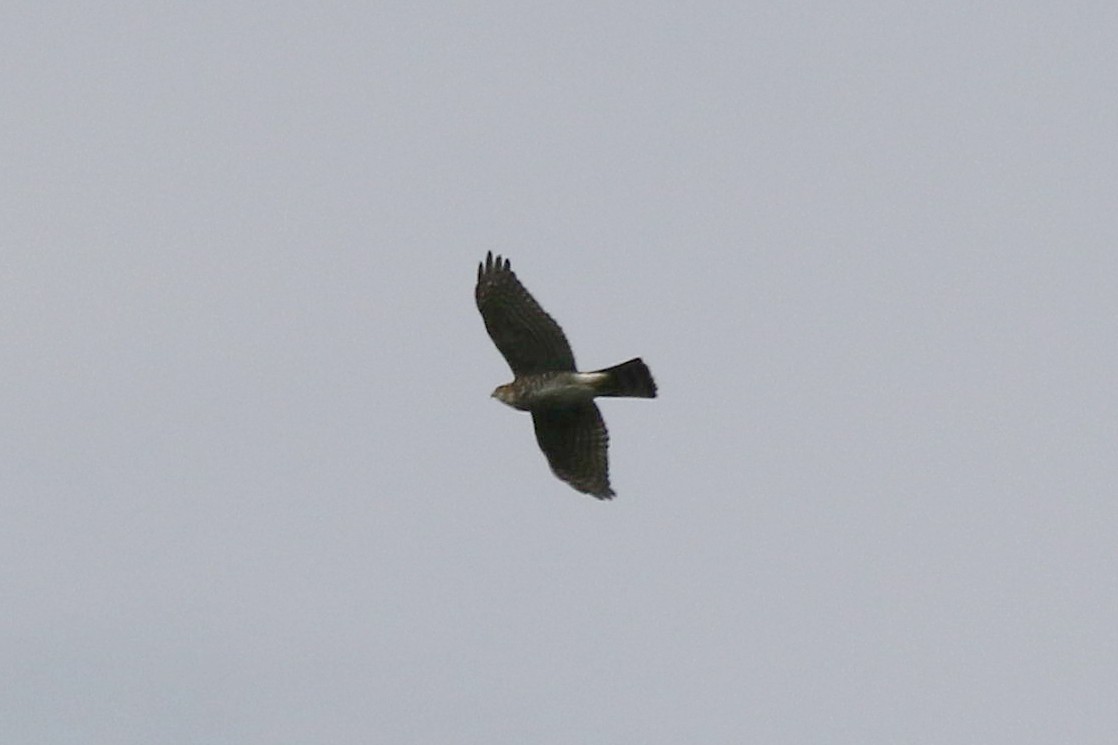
[594,358,657,398]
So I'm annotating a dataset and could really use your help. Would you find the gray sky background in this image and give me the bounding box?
[4,3,1116,743]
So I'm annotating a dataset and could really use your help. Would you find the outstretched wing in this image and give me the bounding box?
[531,404,613,499]
[476,252,576,375]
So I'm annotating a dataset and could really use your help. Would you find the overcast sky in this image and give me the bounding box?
[4,3,1117,743]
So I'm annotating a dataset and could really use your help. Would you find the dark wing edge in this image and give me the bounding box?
[475,252,576,375]
[531,404,614,499]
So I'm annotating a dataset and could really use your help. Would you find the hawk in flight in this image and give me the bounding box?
[476,252,657,499]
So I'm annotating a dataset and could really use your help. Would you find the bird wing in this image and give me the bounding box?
[476,252,576,375]
[531,403,613,499]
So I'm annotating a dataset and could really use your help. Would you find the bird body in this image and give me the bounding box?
[493,361,655,411]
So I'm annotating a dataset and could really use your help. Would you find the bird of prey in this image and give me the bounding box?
[475,251,657,499]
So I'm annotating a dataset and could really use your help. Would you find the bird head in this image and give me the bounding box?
[491,384,517,408]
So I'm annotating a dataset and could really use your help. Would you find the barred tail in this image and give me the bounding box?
[594,358,657,398]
